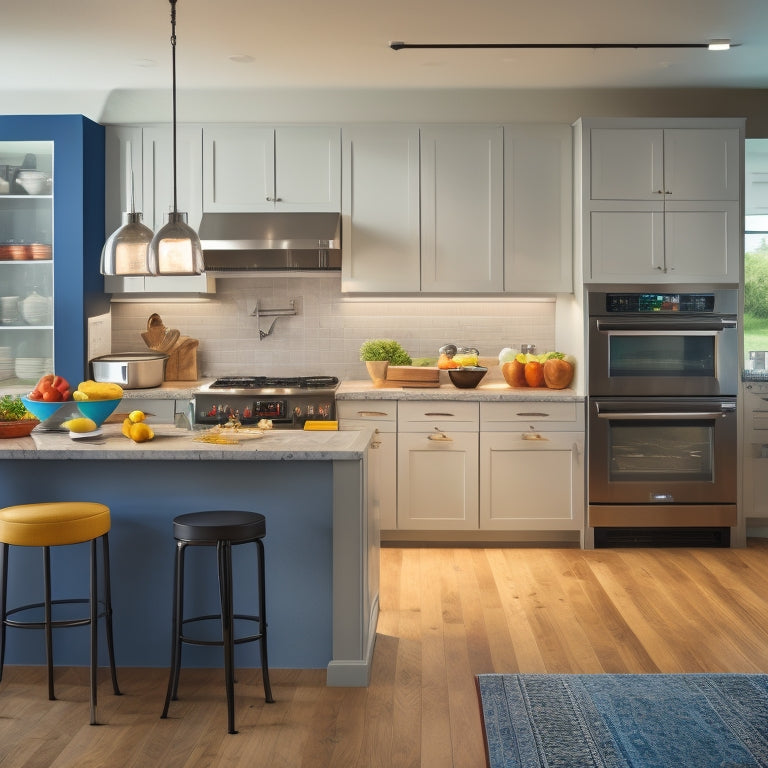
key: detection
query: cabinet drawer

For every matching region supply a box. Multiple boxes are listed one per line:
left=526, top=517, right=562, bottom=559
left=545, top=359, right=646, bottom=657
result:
left=480, top=401, right=583, bottom=431
left=398, top=401, right=479, bottom=432
left=337, top=400, right=397, bottom=422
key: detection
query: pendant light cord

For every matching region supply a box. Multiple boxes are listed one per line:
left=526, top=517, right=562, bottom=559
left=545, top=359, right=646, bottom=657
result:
left=169, top=0, right=178, bottom=215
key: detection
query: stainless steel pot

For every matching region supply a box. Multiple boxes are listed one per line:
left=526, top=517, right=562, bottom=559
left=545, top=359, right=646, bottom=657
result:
left=90, top=352, right=168, bottom=389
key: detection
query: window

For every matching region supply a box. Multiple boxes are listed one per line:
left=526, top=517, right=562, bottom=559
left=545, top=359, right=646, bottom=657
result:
left=745, top=140, right=768, bottom=368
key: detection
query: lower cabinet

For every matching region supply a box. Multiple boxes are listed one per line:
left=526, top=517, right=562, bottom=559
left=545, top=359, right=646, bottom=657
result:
left=480, top=402, right=585, bottom=535
left=396, top=401, right=479, bottom=530
left=337, top=401, right=397, bottom=530
left=339, top=397, right=585, bottom=539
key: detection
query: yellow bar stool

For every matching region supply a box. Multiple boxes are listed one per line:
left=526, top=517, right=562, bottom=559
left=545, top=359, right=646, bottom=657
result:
left=0, top=501, right=121, bottom=725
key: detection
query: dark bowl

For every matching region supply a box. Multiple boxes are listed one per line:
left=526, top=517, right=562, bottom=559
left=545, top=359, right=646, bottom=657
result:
left=448, top=366, right=488, bottom=389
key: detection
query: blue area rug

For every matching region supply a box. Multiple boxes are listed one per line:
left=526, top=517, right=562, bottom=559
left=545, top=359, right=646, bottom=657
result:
left=476, top=673, right=768, bottom=768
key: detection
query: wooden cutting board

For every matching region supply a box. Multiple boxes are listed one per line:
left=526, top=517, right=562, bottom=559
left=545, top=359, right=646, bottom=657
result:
left=386, top=366, right=440, bottom=383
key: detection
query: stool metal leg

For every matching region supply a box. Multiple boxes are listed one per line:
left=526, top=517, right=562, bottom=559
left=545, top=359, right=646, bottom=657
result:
left=217, top=539, right=237, bottom=734
left=100, top=533, right=121, bottom=696
left=0, top=543, right=7, bottom=684
left=162, top=540, right=186, bottom=718
left=89, top=538, right=98, bottom=725
left=43, top=546, right=55, bottom=701
left=255, top=538, right=274, bottom=704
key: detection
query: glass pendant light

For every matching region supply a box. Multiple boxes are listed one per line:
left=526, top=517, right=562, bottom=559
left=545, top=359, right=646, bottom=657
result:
left=147, top=0, right=204, bottom=276
left=101, top=170, right=155, bottom=276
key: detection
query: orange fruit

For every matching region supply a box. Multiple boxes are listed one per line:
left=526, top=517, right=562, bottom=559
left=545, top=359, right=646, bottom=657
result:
left=524, top=361, right=545, bottom=387
left=129, top=422, right=154, bottom=443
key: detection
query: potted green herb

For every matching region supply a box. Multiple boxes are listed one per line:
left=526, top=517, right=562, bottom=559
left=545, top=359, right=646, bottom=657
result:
left=359, top=339, right=412, bottom=386
left=0, top=394, right=39, bottom=438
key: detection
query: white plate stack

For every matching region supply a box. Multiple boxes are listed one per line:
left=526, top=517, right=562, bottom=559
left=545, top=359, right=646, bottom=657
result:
left=0, top=347, right=12, bottom=380
left=14, top=357, right=47, bottom=381
left=0, top=296, right=19, bottom=324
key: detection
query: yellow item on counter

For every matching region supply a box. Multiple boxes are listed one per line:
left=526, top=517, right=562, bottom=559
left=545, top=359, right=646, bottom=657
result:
left=303, top=420, right=338, bottom=431
left=76, top=380, right=124, bottom=401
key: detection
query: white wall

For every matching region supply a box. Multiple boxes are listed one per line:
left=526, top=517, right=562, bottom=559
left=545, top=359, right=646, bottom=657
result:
left=3, top=87, right=768, bottom=136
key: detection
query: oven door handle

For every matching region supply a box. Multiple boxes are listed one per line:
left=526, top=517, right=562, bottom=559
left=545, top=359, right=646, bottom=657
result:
left=595, top=409, right=731, bottom=420
left=595, top=318, right=736, bottom=332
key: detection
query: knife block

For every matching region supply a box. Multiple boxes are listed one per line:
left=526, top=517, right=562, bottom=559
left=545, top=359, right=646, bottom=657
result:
left=164, top=337, right=199, bottom=381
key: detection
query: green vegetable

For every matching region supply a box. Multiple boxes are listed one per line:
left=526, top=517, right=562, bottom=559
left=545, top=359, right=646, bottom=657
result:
left=359, top=339, right=412, bottom=365
left=0, top=395, right=36, bottom=422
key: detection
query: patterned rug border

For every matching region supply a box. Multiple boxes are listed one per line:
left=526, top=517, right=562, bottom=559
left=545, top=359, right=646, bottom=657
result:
left=476, top=673, right=768, bottom=768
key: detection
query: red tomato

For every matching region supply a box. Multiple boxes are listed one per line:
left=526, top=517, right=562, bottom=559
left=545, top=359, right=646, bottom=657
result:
left=42, top=388, right=62, bottom=402
left=52, top=375, right=70, bottom=394
left=36, top=374, right=54, bottom=393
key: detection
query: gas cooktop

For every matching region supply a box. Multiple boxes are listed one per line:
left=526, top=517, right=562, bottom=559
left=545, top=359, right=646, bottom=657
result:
left=201, top=375, right=339, bottom=395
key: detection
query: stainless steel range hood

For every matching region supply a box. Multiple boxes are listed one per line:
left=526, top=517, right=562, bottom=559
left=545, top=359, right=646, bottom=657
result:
left=198, top=212, right=341, bottom=275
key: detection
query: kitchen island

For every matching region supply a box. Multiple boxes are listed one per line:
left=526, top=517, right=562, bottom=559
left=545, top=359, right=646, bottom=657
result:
left=0, top=423, right=378, bottom=687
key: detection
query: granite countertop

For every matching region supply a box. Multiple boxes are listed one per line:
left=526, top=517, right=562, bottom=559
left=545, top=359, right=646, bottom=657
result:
left=336, top=380, right=583, bottom=402
left=0, top=422, right=371, bottom=461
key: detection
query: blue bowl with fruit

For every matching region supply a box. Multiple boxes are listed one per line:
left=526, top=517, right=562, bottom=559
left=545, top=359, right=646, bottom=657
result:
left=21, top=396, right=71, bottom=423
left=75, top=398, right=122, bottom=428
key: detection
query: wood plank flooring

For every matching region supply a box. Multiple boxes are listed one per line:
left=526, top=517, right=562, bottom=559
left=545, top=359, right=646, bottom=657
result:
left=2, top=540, right=768, bottom=767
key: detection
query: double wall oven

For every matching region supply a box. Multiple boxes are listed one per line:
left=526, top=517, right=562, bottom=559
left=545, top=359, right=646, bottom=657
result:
left=587, top=290, right=738, bottom=547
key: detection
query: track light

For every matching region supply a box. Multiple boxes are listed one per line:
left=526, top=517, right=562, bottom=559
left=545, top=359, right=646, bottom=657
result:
left=389, top=40, right=737, bottom=52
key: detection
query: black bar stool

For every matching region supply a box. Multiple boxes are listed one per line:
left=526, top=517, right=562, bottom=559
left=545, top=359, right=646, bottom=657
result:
left=161, top=510, right=274, bottom=734
left=0, top=501, right=121, bottom=725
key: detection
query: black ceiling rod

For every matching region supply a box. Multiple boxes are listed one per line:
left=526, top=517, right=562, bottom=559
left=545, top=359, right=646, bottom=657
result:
left=388, top=41, right=738, bottom=51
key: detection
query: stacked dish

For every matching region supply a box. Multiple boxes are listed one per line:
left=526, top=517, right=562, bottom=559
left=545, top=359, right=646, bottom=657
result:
left=0, top=243, right=52, bottom=261
left=0, top=296, right=18, bottom=324
left=14, top=357, right=47, bottom=381
left=0, top=347, right=12, bottom=380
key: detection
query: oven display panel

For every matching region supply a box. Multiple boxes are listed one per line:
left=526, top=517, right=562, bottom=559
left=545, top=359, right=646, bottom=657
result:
left=605, top=293, right=715, bottom=313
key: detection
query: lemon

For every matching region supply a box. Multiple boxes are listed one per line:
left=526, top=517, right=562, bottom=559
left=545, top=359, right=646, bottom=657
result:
left=121, top=417, right=133, bottom=438
left=63, top=417, right=98, bottom=433
left=72, top=391, right=89, bottom=401
left=129, top=422, right=154, bottom=443
left=128, top=410, right=146, bottom=423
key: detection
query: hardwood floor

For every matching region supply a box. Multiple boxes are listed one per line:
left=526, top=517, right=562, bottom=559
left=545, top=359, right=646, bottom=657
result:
left=2, top=540, right=768, bottom=767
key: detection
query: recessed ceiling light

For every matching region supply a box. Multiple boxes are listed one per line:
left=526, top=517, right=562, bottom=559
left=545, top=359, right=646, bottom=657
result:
left=229, top=54, right=254, bottom=64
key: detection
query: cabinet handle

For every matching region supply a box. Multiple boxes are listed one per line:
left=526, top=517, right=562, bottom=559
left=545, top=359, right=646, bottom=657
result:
left=428, top=426, right=453, bottom=442
left=515, top=412, right=549, bottom=418
left=424, top=412, right=455, bottom=417
left=357, top=411, right=388, bottom=417
left=265, top=196, right=283, bottom=202
left=665, top=190, right=672, bottom=195
left=521, top=433, right=549, bottom=441
left=656, top=189, right=664, bottom=195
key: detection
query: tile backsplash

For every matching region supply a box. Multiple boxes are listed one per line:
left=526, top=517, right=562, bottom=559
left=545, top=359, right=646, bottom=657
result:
left=109, top=276, right=556, bottom=381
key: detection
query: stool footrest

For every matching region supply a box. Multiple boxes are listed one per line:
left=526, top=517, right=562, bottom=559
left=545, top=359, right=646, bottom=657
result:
left=180, top=613, right=265, bottom=647
left=4, top=598, right=111, bottom=630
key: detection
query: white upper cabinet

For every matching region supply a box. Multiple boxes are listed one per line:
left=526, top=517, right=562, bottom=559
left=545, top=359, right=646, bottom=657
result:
left=504, top=124, right=572, bottom=293
left=144, top=124, right=204, bottom=232
left=578, top=118, right=744, bottom=284
left=341, top=125, right=421, bottom=293
left=203, top=125, right=341, bottom=212
left=420, top=125, right=504, bottom=293
left=590, top=127, right=740, bottom=201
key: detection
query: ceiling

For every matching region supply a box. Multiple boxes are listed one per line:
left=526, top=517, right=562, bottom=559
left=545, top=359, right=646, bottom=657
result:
left=4, top=0, right=768, bottom=94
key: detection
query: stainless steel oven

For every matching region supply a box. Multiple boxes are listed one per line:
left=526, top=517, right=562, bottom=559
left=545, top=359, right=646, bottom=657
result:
left=587, top=289, right=739, bottom=547
left=588, top=290, right=738, bottom=397
left=192, top=376, right=338, bottom=429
